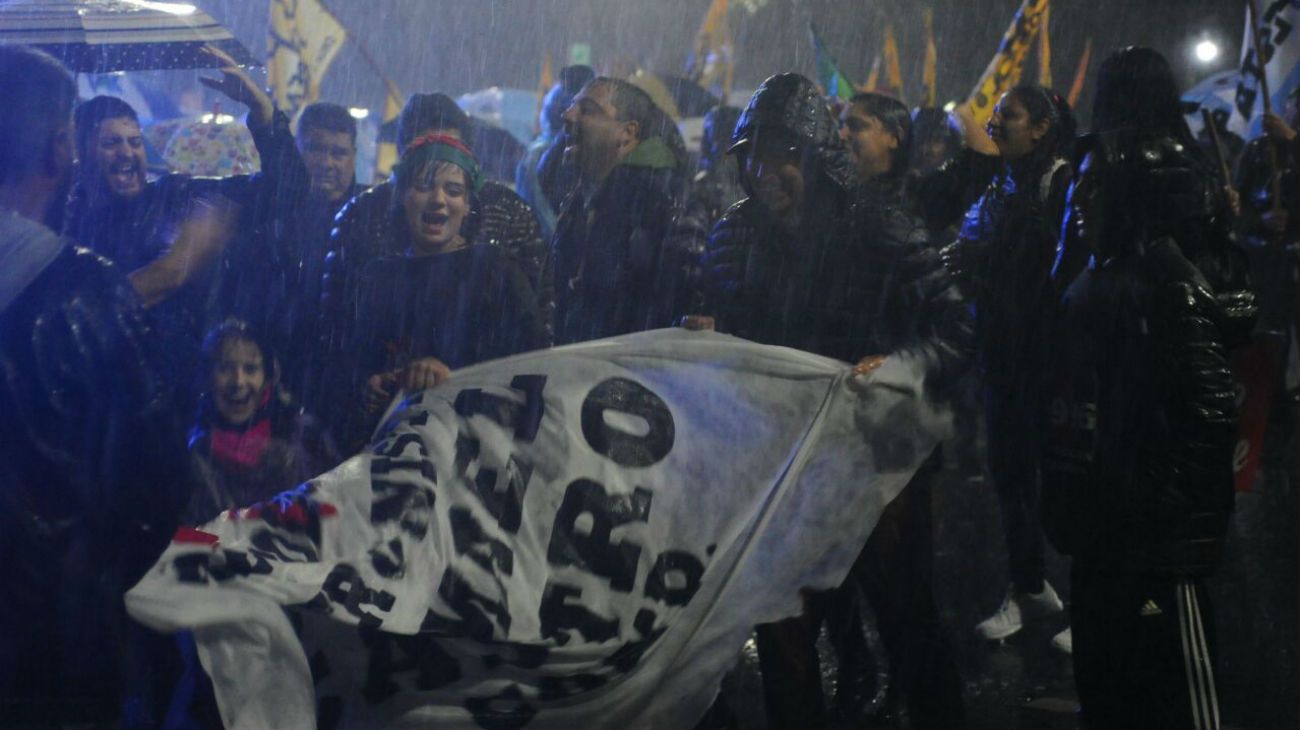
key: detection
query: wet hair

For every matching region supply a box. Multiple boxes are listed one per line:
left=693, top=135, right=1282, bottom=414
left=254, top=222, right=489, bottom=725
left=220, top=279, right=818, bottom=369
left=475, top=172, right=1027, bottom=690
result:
left=586, top=77, right=688, bottom=170
left=848, top=92, right=913, bottom=175
left=1004, top=84, right=1077, bottom=163
left=0, top=46, right=76, bottom=186
left=397, top=93, right=471, bottom=149
left=1091, top=46, right=1196, bottom=148
left=297, top=102, right=357, bottom=144
left=73, top=95, right=140, bottom=165
left=201, top=318, right=276, bottom=371
left=588, top=77, right=658, bottom=141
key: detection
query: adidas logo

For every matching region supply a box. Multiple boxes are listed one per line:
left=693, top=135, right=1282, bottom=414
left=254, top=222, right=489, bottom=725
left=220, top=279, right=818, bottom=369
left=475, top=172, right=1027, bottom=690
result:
left=1140, top=599, right=1163, bottom=617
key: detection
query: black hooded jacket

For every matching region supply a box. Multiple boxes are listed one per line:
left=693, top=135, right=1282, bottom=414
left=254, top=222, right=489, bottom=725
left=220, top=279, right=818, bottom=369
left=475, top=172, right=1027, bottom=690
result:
left=1041, top=133, right=1237, bottom=576
left=701, top=74, right=972, bottom=392
left=0, top=221, right=188, bottom=722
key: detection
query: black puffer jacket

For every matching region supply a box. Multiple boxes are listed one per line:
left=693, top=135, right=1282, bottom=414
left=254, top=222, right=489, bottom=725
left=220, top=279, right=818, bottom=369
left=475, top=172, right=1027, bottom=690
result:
left=0, top=230, right=187, bottom=723
left=941, top=155, right=1072, bottom=391
left=1041, top=237, right=1236, bottom=576
left=320, top=179, right=550, bottom=351
left=550, top=136, right=703, bottom=345
left=1057, top=133, right=1257, bottom=348
left=701, top=74, right=972, bottom=392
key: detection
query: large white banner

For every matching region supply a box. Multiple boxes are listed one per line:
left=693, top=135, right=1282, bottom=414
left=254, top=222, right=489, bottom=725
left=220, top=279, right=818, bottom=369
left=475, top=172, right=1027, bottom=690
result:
left=1233, top=0, right=1300, bottom=138
left=126, top=329, right=949, bottom=730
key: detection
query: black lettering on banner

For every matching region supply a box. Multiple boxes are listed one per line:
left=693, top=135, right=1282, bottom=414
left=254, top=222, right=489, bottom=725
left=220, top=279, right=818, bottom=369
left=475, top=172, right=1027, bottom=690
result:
left=322, top=564, right=397, bottom=629
left=604, top=609, right=668, bottom=674
left=644, top=550, right=706, bottom=606
left=454, top=374, right=548, bottom=442
left=450, top=507, right=515, bottom=576
left=369, top=457, right=436, bottom=538
left=455, top=434, right=531, bottom=535
left=546, top=479, right=651, bottom=593
left=464, top=684, right=537, bottom=730
left=173, top=549, right=273, bottom=584
left=538, top=581, right=619, bottom=645
left=368, top=538, right=405, bottom=579
left=248, top=529, right=320, bottom=564
left=580, top=377, right=675, bottom=467
left=369, top=457, right=437, bottom=482
left=372, top=432, right=428, bottom=459
left=438, top=569, right=511, bottom=640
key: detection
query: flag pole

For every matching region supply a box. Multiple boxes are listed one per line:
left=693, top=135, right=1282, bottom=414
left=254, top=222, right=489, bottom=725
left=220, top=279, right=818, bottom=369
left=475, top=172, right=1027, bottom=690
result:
left=1246, top=0, right=1284, bottom=220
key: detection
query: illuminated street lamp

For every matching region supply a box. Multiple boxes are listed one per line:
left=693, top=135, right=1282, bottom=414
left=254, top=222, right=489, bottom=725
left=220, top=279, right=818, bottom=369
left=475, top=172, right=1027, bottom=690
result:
left=1195, top=39, right=1221, bottom=64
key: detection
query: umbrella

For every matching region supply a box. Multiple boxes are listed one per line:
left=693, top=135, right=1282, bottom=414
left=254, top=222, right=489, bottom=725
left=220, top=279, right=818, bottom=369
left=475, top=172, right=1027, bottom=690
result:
left=159, top=114, right=260, bottom=177
left=0, top=0, right=258, bottom=73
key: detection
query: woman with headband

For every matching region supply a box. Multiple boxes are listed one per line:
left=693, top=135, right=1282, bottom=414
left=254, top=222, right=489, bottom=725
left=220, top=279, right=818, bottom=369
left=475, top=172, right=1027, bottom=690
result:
left=327, top=134, right=547, bottom=450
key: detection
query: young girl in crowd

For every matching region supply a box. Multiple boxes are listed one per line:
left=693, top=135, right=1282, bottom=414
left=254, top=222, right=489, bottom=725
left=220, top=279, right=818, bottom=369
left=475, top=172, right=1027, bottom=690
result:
left=186, top=319, right=338, bottom=523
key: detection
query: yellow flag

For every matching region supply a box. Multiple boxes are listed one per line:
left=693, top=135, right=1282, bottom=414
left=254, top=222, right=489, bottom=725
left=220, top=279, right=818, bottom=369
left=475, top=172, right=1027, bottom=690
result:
left=688, top=0, right=734, bottom=99
left=1038, top=1, right=1052, bottom=88
left=922, top=8, right=938, bottom=107
left=267, top=0, right=348, bottom=118
left=966, top=0, right=1050, bottom=126
left=883, top=23, right=904, bottom=102
left=374, top=78, right=402, bottom=180
left=1067, top=37, right=1092, bottom=108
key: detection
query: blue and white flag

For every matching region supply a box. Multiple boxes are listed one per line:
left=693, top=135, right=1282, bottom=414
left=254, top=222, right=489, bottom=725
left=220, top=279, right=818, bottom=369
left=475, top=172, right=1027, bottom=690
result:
left=127, top=329, right=948, bottom=730
left=1233, top=0, right=1300, bottom=138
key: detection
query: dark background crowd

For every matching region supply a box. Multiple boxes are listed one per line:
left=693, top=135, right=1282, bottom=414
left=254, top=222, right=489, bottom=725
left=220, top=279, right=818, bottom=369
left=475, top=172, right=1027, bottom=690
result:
left=0, top=4, right=1297, bottom=728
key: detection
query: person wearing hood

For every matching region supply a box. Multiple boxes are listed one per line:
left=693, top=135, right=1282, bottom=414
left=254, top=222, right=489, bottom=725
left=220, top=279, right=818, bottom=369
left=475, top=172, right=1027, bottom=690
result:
left=550, top=76, right=702, bottom=344
left=700, top=72, right=971, bottom=730
left=517, top=64, right=594, bottom=240
left=326, top=134, right=547, bottom=450
left=65, top=49, right=309, bottom=411
left=1042, top=130, right=1236, bottom=730
left=0, top=45, right=190, bottom=726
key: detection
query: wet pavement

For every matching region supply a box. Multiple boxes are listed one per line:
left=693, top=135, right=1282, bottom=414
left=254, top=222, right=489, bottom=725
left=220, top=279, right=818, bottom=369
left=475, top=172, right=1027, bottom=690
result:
left=716, top=401, right=1299, bottom=729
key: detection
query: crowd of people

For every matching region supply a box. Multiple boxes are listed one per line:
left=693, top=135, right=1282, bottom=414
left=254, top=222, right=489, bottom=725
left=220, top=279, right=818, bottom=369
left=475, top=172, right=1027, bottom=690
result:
left=0, top=35, right=1295, bottom=730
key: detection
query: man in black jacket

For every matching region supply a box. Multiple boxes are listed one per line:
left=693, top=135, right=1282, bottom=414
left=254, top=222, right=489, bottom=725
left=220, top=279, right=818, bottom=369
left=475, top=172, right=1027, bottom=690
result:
left=550, top=76, right=700, bottom=344
left=1043, top=131, right=1236, bottom=730
left=65, top=52, right=308, bottom=408
left=701, top=73, right=971, bottom=729
left=0, top=45, right=190, bottom=726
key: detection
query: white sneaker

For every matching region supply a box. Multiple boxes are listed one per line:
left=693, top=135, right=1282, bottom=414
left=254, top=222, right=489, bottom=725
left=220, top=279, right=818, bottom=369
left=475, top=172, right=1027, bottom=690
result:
left=975, top=583, right=1065, bottom=641
left=1051, top=627, right=1073, bottom=654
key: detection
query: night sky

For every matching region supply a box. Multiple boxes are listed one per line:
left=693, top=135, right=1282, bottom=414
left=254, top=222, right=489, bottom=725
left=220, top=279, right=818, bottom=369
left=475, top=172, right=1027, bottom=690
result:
left=200, top=0, right=1243, bottom=123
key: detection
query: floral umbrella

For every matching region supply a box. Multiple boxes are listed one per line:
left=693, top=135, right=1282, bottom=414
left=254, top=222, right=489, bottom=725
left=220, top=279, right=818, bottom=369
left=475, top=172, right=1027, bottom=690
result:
left=161, top=115, right=260, bottom=177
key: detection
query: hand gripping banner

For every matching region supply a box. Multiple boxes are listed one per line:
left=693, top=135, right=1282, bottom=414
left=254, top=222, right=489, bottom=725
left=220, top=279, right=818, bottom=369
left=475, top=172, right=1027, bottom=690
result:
left=127, top=329, right=949, bottom=730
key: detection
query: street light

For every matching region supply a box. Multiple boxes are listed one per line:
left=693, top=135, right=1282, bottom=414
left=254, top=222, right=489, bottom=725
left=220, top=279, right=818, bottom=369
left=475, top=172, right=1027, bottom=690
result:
left=1195, top=39, right=1220, bottom=64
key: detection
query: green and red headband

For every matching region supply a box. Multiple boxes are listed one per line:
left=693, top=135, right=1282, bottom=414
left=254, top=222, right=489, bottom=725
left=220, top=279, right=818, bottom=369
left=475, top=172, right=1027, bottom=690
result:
left=394, top=133, right=483, bottom=192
